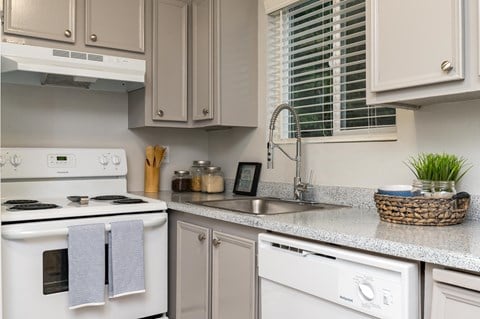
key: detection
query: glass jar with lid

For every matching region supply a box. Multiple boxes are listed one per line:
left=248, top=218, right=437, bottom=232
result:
left=190, top=160, right=211, bottom=192
left=171, top=170, right=192, bottom=192
left=201, top=166, right=225, bottom=193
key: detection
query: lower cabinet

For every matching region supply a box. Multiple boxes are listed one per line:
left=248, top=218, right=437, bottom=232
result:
left=425, top=264, right=480, bottom=319
left=169, top=211, right=260, bottom=319
left=431, top=268, right=480, bottom=318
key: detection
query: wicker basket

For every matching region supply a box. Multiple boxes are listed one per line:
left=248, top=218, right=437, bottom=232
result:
left=374, top=193, right=470, bottom=226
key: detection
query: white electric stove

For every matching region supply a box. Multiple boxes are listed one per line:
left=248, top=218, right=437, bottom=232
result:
left=1, top=147, right=167, bottom=222
left=1, top=148, right=168, bottom=319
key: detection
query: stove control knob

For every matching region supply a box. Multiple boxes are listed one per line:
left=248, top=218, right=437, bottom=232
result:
left=99, top=155, right=110, bottom=167
left=10, top=154, right=22, bottom=168
left=112, top=155, right=121, bottom=166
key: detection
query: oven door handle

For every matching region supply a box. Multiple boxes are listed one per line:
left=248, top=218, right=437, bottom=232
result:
left=1, top=215, right=167, bottom=240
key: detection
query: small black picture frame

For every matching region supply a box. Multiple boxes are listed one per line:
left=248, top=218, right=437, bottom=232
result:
left=233, top=162, right=262, bottom=196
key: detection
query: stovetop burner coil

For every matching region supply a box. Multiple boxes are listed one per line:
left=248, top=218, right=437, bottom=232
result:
left=3, top=200, right=40, bottom=205
left=91, top=195, right=129, bottom=201
left=10, top=203, right=60, bottom=210
left=113, top=198, right=147, bottom=204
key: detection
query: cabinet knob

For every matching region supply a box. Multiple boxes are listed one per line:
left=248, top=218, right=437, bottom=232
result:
left=441, top=60, right=453, bottom=72
left=157, top=109, right=164, bottom=117
left=212, top=238, right=221, bottom=247
left=202, top=108, right=209, bottom=116
left=90, top=34, right=98, bottom=42
left=64, top=29, right=72, bottom=38
left=198, top=233, right=206, bottom=242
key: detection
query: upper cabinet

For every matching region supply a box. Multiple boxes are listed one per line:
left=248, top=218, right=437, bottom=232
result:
left=4, top=0, right=76, bottom=43
left=370, top=0, right=463, bottom=92
left=85, top=0, right=145, bottom=52
left=367, top=0, right=480, bottom=107
left=192, top=0, right=258, bottom=127
left=192, top=0, right=214, bottom=121
left=152, top=0, right=188, bottom=122
left=128, top=0, right=189, bottom=127
left=2, top=0, right=145, bottom=57
left=129, top=0, right=258, bottom=128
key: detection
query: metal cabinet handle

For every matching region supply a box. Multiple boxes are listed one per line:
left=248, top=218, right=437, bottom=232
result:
left=202, top=108, right=209, bottom=116
left=64, top=29, right=72, bottom=38
left=157, top=109, right=164, bottom=117
left=212, top=238, right=221, bottom=247
left=90, top=34, right=98, bottom=42
left=441, top=60, right=453, bottom=72
left=198, top=233, right=206, bottom=242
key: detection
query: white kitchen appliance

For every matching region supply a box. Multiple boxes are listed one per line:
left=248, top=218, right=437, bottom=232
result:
left=1, top=43, right=145, bottom=92
left=259, top=233, right=420, bottom=319
left=1, top=148, right=168, bottom=319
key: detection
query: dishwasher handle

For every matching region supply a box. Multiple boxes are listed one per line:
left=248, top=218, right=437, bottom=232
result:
left=2, top=215, right=167, bottom=240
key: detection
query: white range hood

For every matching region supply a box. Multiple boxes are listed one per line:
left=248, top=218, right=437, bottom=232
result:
left=1, top=43, right=146, bottom=92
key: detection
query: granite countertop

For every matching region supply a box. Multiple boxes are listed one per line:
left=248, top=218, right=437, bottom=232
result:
left=134, top=191, right=480, bottom=273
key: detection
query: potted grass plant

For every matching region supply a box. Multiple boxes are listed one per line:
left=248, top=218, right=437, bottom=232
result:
left=405, top=153, right=472, bottom=197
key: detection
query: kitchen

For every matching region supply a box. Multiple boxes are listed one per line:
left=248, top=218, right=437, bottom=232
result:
left=2, top=0, right=480, bottom=318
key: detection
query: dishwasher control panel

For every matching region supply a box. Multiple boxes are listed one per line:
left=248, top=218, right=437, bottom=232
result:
left=338, top=261, right=404, bottom=317
left=259, top=233, right=420, bottom=319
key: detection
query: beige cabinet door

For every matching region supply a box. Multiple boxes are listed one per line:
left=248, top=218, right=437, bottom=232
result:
left=85, top=0, right=145, bottom=52
left=4, top=0, right=76, bottom=43
left=431, top=268, right=480, bottom=319
left=192, top=0, right=214, bottom=121
left=152, top=0, right=188, bottom=122
left=211, top=231, right=256, bottom=319
left=369, top=0, right=464, bottom=92
left=176, top=221, right=210, bottom=319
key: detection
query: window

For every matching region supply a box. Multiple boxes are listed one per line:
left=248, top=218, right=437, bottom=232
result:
left=268, top=0, right=396, bottom=142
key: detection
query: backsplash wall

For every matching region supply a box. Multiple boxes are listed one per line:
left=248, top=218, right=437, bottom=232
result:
left=1, top=83, right=209, bottom=191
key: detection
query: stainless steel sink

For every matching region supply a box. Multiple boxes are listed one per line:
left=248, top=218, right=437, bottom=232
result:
left=192, top=197, right=347, bottom=215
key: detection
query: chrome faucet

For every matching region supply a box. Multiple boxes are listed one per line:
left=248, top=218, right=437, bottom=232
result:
left=267, top=103, right=309, bottom=201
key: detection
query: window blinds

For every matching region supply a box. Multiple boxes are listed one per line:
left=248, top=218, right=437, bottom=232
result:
left=268, top=0, right=396, bottom=141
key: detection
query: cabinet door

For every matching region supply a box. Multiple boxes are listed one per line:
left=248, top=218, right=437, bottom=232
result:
left=212, top=231, right=256, bottom=319
left=4, top=0, right=76, bottom=43
left=152, top=0, right=188, bottom=122
left=431, top=268, right=480, bottom=319
left=431, top=282, right=480, bottom=318
left=192, top=0, right=214, bottom=121
left=176, top=221, right=210, bottom=319
left=85, top=0, right=145, bottom=52
left=369, top=0, right=464, bottom=92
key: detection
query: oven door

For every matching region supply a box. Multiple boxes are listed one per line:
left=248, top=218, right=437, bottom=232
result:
left=1, top=212, right=168, bottom=319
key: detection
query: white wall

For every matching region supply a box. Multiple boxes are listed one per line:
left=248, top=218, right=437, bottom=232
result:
left=1, top=83, right=209, bottom=191
left=207, top=1, right=480, bottom=195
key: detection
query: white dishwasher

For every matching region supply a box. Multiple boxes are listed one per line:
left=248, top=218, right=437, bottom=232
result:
left=258, top=234, right=420, bottom=319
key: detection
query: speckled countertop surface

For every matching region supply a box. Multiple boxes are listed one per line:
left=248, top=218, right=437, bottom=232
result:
left=134, top=191, right=480, bottom=273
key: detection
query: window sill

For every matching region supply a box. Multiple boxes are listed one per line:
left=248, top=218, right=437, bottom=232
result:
left=274, top=132, right=398, bottom=145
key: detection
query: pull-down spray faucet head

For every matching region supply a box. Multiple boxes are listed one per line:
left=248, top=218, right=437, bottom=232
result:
left=267, top=104, right=308, bottom=200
